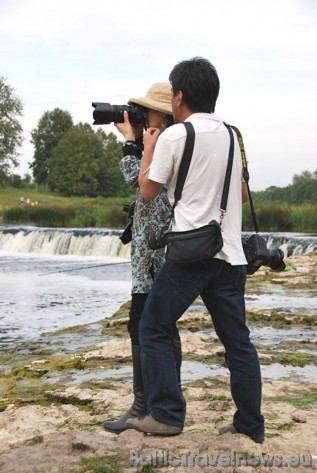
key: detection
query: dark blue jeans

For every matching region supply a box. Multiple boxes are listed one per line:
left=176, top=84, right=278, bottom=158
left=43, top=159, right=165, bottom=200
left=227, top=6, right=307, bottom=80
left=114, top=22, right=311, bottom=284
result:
left=139, top=258, right=264, bottom=440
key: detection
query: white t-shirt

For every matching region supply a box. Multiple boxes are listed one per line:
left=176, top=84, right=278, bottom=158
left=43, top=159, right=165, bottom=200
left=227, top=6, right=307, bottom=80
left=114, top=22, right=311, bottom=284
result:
left=148, top=113, right=247, bottom=265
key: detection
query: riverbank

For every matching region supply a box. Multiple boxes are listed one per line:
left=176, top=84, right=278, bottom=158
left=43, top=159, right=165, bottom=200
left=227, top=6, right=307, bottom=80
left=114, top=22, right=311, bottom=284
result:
left=0, top=187, right=133, bottom=228
left=0, top=254, right=316, bottom=472
left=1, top=186, right=316, bottom=232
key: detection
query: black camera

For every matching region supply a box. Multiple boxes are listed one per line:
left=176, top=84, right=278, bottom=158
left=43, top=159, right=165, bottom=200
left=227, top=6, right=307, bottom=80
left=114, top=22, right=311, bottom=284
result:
left=120, top=201, right=135, bottom=245
left=242, top=234, right=286, bottom=275
left=92, top=102, right=147, bottom=126
left=123, top=201, right=135, bottom=220
left=146, top=227, right=168, bottom=250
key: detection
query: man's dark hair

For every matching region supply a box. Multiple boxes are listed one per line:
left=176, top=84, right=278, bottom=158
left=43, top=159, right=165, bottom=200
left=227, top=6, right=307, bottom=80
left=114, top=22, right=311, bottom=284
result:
left=169, top=56, right=220, bottom=113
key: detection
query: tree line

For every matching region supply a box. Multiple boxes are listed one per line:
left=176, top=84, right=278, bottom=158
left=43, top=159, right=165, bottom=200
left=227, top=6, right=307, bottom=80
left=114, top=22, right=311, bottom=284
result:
left=251, top=170, right=316, bottom=206
left=0, top=76, right=129, bottom=197
left=0, top=76, right=316, bottom=204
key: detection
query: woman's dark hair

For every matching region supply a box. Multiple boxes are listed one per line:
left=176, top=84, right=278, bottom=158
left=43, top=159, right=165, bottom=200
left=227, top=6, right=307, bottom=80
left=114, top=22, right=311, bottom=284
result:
left=166, top=114, right=174, bottom=128
left=169, top=56, right=220, bottom=113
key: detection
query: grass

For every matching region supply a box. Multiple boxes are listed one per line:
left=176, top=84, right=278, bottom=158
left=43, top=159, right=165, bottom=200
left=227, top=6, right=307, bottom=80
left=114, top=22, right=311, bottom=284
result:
left=242, top=200, right=317, bottom=232
left=0, top=186, right=132, bottom=210
left=264, top=390, right=317, bottom=409
left=1, top=186, right=317, bottom=231
left=0, top=186, right=135, bottom=228
left=275, top=351, right=317, bottom=367
left=65, top=456, right=119, bottom=473
left=0, top=186, right=91, bottom=210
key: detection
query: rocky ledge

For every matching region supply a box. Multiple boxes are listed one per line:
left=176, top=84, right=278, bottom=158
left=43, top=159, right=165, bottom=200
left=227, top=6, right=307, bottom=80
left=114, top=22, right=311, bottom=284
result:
left=0, top=254, right=316, bottom=473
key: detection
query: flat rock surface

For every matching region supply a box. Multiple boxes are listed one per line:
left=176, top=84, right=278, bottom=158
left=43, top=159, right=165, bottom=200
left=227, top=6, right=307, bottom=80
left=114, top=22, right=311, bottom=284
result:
left=0, top=254, right=316, bottom=472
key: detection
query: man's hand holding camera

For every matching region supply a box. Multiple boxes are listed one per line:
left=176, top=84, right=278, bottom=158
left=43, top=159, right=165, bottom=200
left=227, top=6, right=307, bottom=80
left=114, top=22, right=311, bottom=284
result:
left=143, top=126, right=161, bottom=154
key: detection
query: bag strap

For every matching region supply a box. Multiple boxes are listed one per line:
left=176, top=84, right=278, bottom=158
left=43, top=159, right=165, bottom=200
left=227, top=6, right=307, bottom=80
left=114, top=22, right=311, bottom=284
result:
left=173, top=121, right=234, bottom=225
left=230, top=125, right=259, bottom=233
left=221, top=123, right=234, bottom=219
left=172, top=122, right=195, bottom=211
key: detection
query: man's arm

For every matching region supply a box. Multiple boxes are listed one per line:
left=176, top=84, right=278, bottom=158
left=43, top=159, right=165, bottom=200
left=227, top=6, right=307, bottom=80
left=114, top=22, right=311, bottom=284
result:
left=242, top=182, right=249, bottom=203
left=138, top=127, right=163, bottom=201
left=139, top=173, right=163, bottom=201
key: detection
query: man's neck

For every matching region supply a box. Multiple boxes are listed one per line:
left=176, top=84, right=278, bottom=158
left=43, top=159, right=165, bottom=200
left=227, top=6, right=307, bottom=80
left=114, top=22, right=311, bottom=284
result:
left=175, top=107, right=193, bottom=124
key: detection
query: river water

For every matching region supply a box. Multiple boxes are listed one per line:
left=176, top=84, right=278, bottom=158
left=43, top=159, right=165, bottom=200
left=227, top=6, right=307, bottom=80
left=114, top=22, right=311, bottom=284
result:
left=0, top=226, right=316, bottom=382
left=0, top=254, right=132, bottom=348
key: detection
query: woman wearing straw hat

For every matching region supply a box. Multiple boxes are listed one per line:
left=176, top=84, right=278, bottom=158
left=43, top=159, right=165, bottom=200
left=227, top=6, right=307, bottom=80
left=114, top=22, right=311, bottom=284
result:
left=102, top=83, right=182, bottom=433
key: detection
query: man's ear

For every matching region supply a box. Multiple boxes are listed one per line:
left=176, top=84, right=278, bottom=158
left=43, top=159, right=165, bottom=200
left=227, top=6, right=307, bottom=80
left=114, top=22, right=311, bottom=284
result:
left=175, top=90, right=184, bottom=107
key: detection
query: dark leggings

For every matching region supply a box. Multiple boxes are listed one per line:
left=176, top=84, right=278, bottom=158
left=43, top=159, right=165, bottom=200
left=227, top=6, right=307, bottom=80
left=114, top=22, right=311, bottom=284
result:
left=128, top=292, right=182, bottom=384
left=127, top=293, right=148, bottom=345
left=128, top=293, right=180, bottom=345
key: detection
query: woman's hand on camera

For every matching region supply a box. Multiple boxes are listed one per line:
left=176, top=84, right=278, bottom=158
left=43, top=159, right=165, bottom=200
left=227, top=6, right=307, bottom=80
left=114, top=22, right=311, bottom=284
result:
left=115, top=111, right=143, bottom=140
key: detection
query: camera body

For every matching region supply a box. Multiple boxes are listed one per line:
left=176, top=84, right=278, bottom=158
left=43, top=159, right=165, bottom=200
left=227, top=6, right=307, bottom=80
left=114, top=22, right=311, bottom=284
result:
left=92, top=102, right=147, bottom=126
left=242, top=233, right=286, bottom=275
left=146, top=226, right=168, bottom=250
left=123, top=201, right=135, bottom=220
left=120, top=201, right=135, bottom=245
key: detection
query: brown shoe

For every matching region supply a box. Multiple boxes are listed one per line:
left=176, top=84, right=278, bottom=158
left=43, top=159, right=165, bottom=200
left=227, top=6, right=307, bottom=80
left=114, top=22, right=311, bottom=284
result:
left=126, top=414, right=183, bottom=436
left=219, top=423, right=264, bottom=444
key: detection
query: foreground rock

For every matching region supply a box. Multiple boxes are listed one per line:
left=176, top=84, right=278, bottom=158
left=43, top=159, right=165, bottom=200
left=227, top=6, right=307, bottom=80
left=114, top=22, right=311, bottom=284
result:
left=0, top=376, right=316, bottom=473
left=0, top=254, right=316, bottom=472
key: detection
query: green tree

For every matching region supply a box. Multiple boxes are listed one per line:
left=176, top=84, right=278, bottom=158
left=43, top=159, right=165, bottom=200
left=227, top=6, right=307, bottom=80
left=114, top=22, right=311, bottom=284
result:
left=0, top=77, right=23, bottom=181
left=95, top=129, right=128, bottom=197
left=252, top=169, right=317, bottom=205
left=29, top=108, right=73, bottom=185
left=48, top=124, right=129, bottom=197
left=47, top=123, right=103, bottom=196
left=290, top=170, right=317, bottom=204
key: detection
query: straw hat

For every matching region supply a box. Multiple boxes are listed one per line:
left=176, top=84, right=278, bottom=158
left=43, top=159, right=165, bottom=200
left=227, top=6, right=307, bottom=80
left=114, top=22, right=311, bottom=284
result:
left=129, top=82, right=172, bottom=115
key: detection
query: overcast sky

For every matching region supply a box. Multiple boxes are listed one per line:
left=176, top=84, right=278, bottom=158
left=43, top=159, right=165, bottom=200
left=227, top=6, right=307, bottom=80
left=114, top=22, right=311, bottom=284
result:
left=1, top=0, right=316, bottom=191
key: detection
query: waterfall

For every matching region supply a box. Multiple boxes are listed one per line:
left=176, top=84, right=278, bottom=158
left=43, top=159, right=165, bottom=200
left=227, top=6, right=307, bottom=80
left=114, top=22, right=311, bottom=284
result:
left=0, top=226, right=316, bottom=258
left=250, top=232, right=317, bottom=257
left=0, top=226, right=130, bottom=258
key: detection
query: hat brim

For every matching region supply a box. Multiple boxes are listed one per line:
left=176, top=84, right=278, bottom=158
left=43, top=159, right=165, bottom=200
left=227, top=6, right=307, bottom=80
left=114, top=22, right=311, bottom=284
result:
left=128, top=97, right=172, bottom=115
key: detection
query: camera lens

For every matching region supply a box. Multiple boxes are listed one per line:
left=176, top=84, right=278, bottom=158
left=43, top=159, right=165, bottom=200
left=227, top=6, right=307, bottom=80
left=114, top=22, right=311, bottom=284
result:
left=92, top=102, right=146, bottom=126
left=146, top=228, right=167, bottom=250
left=267, top=249, right=286, bottom=271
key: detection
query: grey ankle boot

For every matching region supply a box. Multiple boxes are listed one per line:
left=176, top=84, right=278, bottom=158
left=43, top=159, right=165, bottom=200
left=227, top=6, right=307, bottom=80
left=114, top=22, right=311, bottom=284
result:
left=102, top=344, right=146, bottom=433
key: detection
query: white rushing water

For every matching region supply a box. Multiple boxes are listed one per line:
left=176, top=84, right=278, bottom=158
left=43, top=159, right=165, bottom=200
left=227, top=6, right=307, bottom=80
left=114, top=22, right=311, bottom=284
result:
left=0, top=226, right=130, bottom=258
left=0, top=226, right=316, bottom=257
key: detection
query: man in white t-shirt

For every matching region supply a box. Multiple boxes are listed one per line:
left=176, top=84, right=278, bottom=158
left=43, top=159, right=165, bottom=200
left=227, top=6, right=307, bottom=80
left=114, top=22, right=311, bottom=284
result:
left=127, top=57, right=265, bottom=443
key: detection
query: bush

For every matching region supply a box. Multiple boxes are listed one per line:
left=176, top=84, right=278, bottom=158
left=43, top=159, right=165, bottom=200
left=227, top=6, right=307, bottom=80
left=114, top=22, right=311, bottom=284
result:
left=2, top=207, right=29, bottom=223
left=243, top=203, right=292, bottom=232
left=257, top=205, right=292, bottom=232
left=3, top=206, right=76, bottom=227
left=70, top=205, right=128, bottom=228
left=2, top=201, right=130, bottom=229
left=290, top=204, right=317, bottom=232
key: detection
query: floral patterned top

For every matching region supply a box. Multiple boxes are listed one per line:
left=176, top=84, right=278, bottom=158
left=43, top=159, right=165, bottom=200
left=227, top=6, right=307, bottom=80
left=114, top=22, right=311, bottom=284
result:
left=120, top=154, right=172, bottom=294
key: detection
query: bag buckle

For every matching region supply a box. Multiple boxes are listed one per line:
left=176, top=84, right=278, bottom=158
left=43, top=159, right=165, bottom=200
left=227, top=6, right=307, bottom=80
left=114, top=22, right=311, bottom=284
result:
left=219, top=209, right=226, bottom=227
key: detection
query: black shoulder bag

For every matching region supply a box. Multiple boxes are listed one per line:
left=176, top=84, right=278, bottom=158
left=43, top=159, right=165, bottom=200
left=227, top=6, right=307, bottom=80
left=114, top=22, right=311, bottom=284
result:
left=164, top=121, right=234, bottom=264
